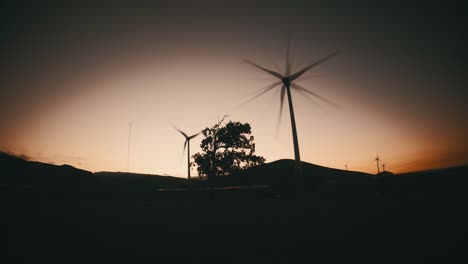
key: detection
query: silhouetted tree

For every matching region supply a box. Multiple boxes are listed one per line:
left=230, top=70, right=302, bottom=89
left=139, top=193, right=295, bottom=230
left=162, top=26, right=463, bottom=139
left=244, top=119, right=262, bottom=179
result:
left=192, top=117, right=265, bottom=192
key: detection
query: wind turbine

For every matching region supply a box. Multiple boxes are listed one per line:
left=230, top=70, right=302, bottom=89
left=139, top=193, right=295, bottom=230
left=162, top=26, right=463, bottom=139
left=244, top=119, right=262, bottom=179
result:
left=382, top=163, right=386, bottom=172
left=375, top=155, right=381, bottom=174
left=173, top=126, right=200, bottom=180
left=244, top=40, right=338, bottom=192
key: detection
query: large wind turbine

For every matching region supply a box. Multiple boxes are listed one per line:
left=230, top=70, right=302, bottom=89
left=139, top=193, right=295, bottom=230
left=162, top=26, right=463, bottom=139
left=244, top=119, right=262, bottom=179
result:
left=173, top=126, right=200, bottom=180
left=244, top=40, right=338, bottom=192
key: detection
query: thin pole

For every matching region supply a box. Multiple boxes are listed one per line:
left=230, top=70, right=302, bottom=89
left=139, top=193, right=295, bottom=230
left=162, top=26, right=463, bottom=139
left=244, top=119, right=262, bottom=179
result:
left=127, top=122, right=132, bottom=174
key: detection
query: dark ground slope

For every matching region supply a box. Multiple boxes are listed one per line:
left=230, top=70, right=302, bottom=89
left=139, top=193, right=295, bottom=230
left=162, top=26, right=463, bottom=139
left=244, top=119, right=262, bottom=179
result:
left=93, top=171, right=193, bottom=196
left=1, top=152, right=94, bottom=191
left=1, top=152, right=192, bottom=194
left=222, top=159, right=374, bottom=196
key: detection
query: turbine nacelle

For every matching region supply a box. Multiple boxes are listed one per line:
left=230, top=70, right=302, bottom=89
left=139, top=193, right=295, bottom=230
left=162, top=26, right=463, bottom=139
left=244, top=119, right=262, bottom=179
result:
left=281, top=77, right=291, bottom=88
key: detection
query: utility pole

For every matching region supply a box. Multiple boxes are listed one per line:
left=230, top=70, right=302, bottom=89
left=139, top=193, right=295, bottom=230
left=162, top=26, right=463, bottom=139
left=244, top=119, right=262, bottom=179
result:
left=127, top=122, right=132, bottom=175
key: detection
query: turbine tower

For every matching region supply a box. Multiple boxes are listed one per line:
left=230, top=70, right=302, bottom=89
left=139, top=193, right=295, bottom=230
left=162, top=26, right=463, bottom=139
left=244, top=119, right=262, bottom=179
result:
left=173, top=126, right=200, bottom=180
left=244, top=39, right=338, bottom=193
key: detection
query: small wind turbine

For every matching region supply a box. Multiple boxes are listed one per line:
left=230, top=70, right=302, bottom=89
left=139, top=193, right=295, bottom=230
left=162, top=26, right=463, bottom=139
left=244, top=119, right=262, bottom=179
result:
left=244, top=39, right=338, bottom=192
left=344, top=164, right=348, bottom=171
left=173, top=126, right=200, bottom=180
left=382, top=163, right=386, bottom=172
left=375, top=155, right=381, bottom=174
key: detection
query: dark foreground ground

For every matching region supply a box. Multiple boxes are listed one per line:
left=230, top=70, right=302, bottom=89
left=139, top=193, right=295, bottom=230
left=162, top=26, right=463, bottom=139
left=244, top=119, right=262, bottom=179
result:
left=4, top=153, right=467, bottom=263
left=6, top=185, right=467, bottom=264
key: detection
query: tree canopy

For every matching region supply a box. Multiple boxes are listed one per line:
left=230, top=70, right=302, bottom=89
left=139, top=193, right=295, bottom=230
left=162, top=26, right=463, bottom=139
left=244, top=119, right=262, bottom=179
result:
left=192, top=118, right=265, bottom=179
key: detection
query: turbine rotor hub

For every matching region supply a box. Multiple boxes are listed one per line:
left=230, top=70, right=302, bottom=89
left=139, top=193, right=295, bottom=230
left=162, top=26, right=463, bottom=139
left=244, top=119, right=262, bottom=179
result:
left=281, top=77, right=291, bottom=87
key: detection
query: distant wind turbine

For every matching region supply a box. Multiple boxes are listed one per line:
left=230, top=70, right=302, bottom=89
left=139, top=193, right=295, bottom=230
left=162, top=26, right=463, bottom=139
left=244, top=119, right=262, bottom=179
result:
left=173, top=126, right=200, bottom=180
left=375, top=155, right=381, bottom=174
left=244, top=39, right=338, bottom=192
left=345, top=164, right=348, bottom=171
left=382, top=163, right=386, bottom=172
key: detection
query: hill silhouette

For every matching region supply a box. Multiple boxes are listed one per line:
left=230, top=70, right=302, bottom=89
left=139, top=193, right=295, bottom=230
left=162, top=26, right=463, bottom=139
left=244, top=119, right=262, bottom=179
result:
left=1, top=151, right=94, bottom=191
left=218, top=159, right=374, bottom=195
left=94, top=171, right=192, bottom=192
left=1, top=152, right=193, bottom=194
left=3, top=151, right=467, bottom=198
left=245, top=158, right=372, bottom=183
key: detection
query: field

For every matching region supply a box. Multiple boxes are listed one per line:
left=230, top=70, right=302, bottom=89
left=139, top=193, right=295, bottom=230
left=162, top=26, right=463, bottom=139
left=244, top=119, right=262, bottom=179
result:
left=8, top=185, right=467, bottom=263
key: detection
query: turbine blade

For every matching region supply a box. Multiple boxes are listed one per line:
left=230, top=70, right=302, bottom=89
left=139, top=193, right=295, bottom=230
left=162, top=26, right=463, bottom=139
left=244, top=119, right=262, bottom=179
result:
left=289, top=51, right=338, bottom=81
left=294, top=89, right=323, bottom=109
left=265, top=54, right=282, bottom=73
left=244, top=59, right=284, bottom=79
left=295, top=73, right=333, bottom=82
left=291, top=82, right=339, bottom=108
left=188, top=132, right=201, bottom=140
left=290, top=38, right=296, bottom=72
left=170, top=123, right=189, bottom=138
left=183, top=140, right=188, bottom=155
left=239, top=81, right=282, bottom=105
left=276, top=85, right=286, bottom=136
left=180, top=140, right=187, bottom=162
left=285, top=36, right=297, bottom=76
left=285, top=39, right=291, bottom=76
left=279, top=85, right=286, bottom=117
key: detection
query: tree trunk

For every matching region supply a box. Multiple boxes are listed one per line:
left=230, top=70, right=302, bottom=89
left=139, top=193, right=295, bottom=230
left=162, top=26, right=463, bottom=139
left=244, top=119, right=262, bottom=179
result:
left=208, top=153, right=215, bottom=200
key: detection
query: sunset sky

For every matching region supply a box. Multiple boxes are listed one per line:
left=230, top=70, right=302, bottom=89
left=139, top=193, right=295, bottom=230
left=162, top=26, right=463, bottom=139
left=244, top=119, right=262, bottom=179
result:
left=1, top=2, right=467, bottom=177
